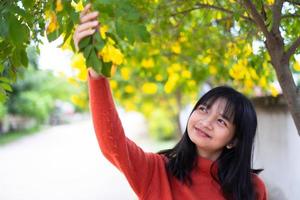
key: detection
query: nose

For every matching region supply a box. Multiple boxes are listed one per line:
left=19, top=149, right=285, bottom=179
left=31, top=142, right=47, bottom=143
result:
left=201, top=115, right=213, bottom=130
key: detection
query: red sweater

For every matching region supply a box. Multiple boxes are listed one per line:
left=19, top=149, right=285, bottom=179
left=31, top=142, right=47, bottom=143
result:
left=88, top=75, right=267, bottom=200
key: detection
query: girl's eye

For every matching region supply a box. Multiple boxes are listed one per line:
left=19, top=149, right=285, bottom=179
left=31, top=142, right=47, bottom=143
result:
left=218, top=118, right=227, bottom=127
left=198, top=106, right=207, bottom=112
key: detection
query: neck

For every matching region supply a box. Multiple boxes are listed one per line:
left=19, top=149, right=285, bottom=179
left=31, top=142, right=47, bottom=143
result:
left=197, top=148, right=222, bottom=161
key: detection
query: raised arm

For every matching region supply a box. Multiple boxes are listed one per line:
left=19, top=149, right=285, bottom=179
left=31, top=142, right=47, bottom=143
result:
left=73, top=4, right=162, bottom=197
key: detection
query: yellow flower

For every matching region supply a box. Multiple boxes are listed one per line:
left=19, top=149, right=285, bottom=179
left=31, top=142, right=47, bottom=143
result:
left=141, top=58, right=154, bottom=68
left=142, top=83, right=158, bottom=94
left=204, top=0, right=214, bottom=5
left=229, top=62, right=246, bottom=80
left=71, top=53, right=86, bottom=70
left=71, top=0, right=84, bottom=12
left=244, top=43, right=252, bottom=56
left=266, top=0, right=274, bottom=5
left=293, top=61, right=300, bottom=71
left=187, top=80, right=196, bottom=88
left=124, top=101, right=136, bottom=111
left=179, top=32, right=187, bottom=43
left=71, top=95, right=85, bottom=108
left=155, top=74, right=163, bottom=81
left=77, top=68, right=88, bottom=81
left=67, top=77, right=80, bottom=87
left=111, top=64, right=117, bottom=76
left=209, top=65, right=217, bottom=75
left=56, top=0, right=63, bottom=12
left=202, top=56, right=211, bottom=64
left=249, top=68, right=259, bottom=80
left=46, top=11, right=58, bottom=34
left=61, top=35, right=72, bottom=50
left=244, top=78, right=254, bottom=89
left=182, top=70, right=191, bottom=79
left=125, top=85, right=135, bottom=93
left=120, top=67, right=130, bottom=80
left=99, top=25, right=108, bottom=39
left=164, top=74, right=179, bottom=93
left=168, top=63, right=181, bottom=74
left=259, top=76, right=267, bottom=88
left=98, top=43, right=124, bottom=65
left=109, top=80, right=117, bottom=90
left=215, top=12, right=222, bottom=20
left=171, top=42, right=181, bottom=54
left=270, top=85, right=279, bottom=97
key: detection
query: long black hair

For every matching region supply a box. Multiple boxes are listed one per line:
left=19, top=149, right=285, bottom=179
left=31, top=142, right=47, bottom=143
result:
left=159, top=86, right=261, bottom=200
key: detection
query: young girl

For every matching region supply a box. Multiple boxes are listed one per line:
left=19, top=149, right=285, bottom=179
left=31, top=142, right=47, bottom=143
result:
left=73, top=4, right=267, bottom=200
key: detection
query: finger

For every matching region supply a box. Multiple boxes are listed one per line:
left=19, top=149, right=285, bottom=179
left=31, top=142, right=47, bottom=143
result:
left=77, top=29, right=96, bottom=43
left=80, top=3, right=92, bottom=18
left=76, top=20, right=99, bottom=33
left=80, top=11, right=99, bottom=23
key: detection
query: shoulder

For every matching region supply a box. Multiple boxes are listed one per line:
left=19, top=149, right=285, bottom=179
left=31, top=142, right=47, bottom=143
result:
left=252, top=173, right=268, bottom=200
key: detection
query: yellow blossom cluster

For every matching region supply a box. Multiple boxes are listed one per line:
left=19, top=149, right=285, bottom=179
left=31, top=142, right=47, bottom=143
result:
left=142, top=82, right=158, bottom=94
left=71, top=92, right=87, bottom=109
left=71, top=0, right=84, bottom=12
left=98, top=37, right=124, bottom=65
left=164, top=63, right=195, bottom=94
left=46, top=11, right=58, bottom=34
left=141, top=58, right=154, bottom=68
left=56, top=0, right=63, bottom=12
left=71, top=53, right=87, bottom=81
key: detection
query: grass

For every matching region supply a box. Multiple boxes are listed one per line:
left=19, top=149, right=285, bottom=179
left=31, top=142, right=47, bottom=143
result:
left=0, top=126, right=41, bottom=146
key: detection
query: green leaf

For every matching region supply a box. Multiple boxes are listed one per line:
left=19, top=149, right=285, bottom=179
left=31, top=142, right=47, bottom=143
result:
left=0, top=83, right=12, bottom=92
left=79, top=36, right=91, bottom=50
left=136, top=24, right=150, bottom=42
left=0, top=63, right=4, bottom=74
left=8, top=14, right=30, bottom=47
left=95, top=0, right=116, bottom=5
left=22, top=0, right=35, bottom=9
left=47, top=29, right=61, bottom=42
left=0, top=90, right=6, bottom=102
left=0, top=77, right=10, bottom=83
left=12, top=49, right=22, bottom=67
left=94, top=32, right=102, bottom=43
left=83, top=45, right=93, bottom=58
left=0, top=17, right=9, bottom=38
left=87, top=49, right=102, bottom=74
left=20, top=48, right=28, bottom=67
left=101, top=61, right=112, bottom=77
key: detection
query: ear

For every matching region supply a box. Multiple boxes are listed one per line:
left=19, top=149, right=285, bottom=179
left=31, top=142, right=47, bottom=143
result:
left=226, top=138, right=238, bottom=149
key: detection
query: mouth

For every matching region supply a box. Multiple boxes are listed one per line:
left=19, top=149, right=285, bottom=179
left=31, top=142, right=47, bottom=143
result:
left=194, top=126, right=212, bottom=139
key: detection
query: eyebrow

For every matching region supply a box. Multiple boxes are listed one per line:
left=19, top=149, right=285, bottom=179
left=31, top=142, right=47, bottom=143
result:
left=220, top=114, right=230, bottom=121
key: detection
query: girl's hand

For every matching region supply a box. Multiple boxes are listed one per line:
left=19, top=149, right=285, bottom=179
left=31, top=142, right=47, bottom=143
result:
left=73, top=3, right=99, bottom=51
left=73, top=3, right=102, bottom=79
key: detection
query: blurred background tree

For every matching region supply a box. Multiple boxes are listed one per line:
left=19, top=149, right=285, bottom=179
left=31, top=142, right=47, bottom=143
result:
left=0, top=0, right=300, bottom=138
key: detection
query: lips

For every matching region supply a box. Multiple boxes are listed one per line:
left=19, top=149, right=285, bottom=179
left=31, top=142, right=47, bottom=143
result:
left=194, top=126, right=212, bottom=139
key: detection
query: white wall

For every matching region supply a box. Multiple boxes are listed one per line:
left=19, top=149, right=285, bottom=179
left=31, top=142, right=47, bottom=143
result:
left=254, top=105, right=300, bottom=200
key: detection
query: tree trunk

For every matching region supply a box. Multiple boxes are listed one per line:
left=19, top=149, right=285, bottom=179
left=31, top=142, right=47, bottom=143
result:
left=272, top=59, right=300, bottom=136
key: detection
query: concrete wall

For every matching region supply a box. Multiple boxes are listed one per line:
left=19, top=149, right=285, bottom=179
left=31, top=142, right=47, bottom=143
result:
left=253, top=101, right=300, bottom=200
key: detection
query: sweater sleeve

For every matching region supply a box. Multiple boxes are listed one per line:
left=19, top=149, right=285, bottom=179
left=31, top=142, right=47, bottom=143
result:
left=88, top=73, right=159, bottom=198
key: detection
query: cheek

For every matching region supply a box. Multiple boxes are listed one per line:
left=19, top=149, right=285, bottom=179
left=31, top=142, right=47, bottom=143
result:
left=217, top=128, right=235, bottom=143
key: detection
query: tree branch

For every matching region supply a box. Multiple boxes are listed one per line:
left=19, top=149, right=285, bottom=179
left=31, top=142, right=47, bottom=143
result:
left=171, top=3, right=254, bottom=23
left=285, top=36, right=300, bottom=60
left=242, top=0, right=272, bottom=39
left=271, top=0, right=283, bottom=35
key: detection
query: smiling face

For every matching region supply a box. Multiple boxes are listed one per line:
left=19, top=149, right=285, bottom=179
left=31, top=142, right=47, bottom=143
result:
left=187, top=98, right=236, bottom=161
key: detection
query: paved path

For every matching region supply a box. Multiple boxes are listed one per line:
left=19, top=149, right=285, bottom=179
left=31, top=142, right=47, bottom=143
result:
left=0, top=112, right=153, bottom=200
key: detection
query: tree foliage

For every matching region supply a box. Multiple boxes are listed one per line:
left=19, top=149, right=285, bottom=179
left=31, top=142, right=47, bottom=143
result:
left=1, top=0, right=300, bottom=135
